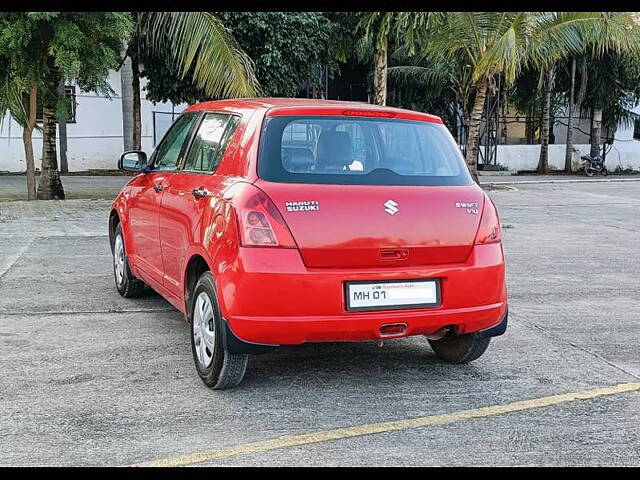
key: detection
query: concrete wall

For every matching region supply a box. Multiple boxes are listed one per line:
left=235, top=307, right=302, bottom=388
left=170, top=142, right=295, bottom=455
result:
left=487, top=142, right=640, bottom=172
left=486, top=104, right=640, bottom=171
left=0, top=70, right=185, bottom=173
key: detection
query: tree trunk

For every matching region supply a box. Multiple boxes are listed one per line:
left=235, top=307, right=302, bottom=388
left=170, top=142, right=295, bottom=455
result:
left=131, top=55, right=142, bottom=150
left=120, top=55, right=134, bottom=151
left=537, top=65, right=555, bottom=174
left=461, top=109, right=469, bottom=154
left=591, top=108, right=602, bottom=157
left=37, top=103, right=65, bottom=199
left=465, top=79, right=489, bottom=184
left=575, top=56, right=588, bottom=115
left=453, top=107, right=470, bottom=156
left=564, top=57, right=576, bottom=173
left=57, top=79, right=68, bottom=173
left=22, top=81, right=38, bottom=201
left=372, top=35, right=388, bottom=106
left=37, top=64, right=65, bottom=200
left=500, top=83, right=508, bottom=144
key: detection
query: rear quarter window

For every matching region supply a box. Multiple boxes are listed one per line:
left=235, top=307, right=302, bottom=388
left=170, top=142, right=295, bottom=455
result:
left=258, top=116, right=472, bottom=186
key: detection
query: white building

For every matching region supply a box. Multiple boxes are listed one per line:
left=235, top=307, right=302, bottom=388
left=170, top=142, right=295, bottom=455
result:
left=1, top=68, right=639, bottom=173
left=0, top=69, right=186, bottom=173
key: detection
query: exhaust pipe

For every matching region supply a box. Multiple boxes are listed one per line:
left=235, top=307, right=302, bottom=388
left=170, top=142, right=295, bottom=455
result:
left=379, top=323, right=408, bottom=337
left=425, top=326, right=454, bottom=341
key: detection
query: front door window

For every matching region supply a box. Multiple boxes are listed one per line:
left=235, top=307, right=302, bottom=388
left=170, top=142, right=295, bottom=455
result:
left=153, top=113, right=199, bottom=171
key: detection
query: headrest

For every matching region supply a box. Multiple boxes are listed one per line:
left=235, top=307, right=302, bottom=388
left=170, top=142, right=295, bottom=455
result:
left=283, top=148, right=315, bottom=172
left=317, top=131, right=353, bottom=169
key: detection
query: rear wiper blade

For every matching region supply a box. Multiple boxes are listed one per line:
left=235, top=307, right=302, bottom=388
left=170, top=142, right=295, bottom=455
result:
left=364, top=167, right=402, bottom=176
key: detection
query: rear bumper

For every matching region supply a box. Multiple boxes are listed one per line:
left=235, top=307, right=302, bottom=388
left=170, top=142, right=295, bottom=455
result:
left=217, top=243, right=507, bottom=346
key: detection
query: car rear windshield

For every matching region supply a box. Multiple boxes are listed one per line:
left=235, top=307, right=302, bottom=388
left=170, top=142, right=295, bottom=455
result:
left=257, top=115, right=473, bottom=186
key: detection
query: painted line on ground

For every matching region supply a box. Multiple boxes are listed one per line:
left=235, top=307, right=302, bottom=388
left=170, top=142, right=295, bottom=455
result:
left=139, top=382, right=640, bottom=467
left=0, top=237, right=33, bottom=279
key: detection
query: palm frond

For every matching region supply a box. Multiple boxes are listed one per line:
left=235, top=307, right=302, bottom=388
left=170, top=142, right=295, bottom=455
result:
left=475, top=12, right=527, bottom=83
left=357, top=12, right=393, bottom=51
left=139, top=12, right=260, bottom=98
left=528, top=12, right=640, bottom=68
left=393, top=12, right=444, bottom=55
left=0, top=72, right=30, bottom=129
left=388, top=65, right=449, bottom=95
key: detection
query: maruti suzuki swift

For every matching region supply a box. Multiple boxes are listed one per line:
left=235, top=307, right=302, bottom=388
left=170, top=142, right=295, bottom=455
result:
left=109, top=98, right=508, bottom=390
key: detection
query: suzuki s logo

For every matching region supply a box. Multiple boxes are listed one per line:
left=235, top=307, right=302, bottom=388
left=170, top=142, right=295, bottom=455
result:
left=384, top=199, right=399, bottom=215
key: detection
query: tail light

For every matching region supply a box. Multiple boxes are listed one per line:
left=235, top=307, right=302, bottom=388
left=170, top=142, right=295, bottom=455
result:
left=474, top=194, right=502, bottom=245
left=224, top=183, right=296, bottom=248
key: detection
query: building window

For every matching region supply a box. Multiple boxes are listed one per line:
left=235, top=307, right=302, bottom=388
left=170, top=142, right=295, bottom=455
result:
left=36, top=86, right=77, bottom=124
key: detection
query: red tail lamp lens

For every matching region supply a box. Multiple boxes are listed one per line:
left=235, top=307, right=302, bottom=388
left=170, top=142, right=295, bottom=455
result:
left=474, top=195, right=502, bottom=245
left=229, top=185, right=296, bottom=248
left=246, top=211, right=269, bottom=228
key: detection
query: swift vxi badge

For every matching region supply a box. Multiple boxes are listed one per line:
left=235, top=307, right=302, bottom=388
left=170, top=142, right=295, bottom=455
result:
left=455, top=201, right=479, bottom=215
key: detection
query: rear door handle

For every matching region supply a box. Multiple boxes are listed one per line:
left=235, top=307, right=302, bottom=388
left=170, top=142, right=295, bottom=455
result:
left=192, top=187, right=210, bottom=198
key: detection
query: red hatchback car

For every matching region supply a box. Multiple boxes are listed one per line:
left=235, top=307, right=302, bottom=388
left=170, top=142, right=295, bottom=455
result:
left=109, top=98, right=507, bottom=389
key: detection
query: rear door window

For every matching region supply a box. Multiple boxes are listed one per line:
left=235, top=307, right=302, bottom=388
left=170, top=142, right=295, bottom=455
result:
left=258, top=116, right=471, bottom=186
left=182, top=113, right=240, bottom=173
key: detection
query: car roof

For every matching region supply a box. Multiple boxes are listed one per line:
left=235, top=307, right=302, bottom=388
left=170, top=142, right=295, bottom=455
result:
left=183, top=97, right=443, bottom=124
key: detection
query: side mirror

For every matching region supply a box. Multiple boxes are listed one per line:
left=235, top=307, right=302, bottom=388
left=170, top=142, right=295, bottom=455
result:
left=118, top=151, right=148, bottom=172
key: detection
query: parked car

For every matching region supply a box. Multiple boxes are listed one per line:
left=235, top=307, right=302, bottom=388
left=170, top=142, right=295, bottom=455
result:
left=109, top=98, right=508, bottom=390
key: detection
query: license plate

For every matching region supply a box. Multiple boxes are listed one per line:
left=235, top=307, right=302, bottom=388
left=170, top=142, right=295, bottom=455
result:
left=345, top=279, right=440, bottom=312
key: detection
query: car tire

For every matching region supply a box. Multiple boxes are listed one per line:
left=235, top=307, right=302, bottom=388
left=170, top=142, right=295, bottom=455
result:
left=428, top=332, right=491, bottom=364
left=112, top=223, right=146, bottom=298
left=190, top=271, right=248, bottom=390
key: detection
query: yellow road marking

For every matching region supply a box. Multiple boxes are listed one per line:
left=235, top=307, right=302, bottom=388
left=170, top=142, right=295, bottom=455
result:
left=143, top=382, right=640, bottom=467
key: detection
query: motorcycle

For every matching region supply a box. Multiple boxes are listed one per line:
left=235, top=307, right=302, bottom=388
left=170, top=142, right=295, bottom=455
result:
left=581, top=154, right=608, bottom=177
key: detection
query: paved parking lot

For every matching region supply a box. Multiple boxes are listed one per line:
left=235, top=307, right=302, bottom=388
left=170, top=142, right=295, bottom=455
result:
left=0, top=182, right=639, bottom=466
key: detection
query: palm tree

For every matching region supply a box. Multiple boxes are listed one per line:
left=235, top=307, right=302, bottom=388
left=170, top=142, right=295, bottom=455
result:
left=564, top=56, right=577, bottom=173
left=535, top=12, right=640, bottom=173
left=388, top=47, right=473, bottom=144
left=0, top=72, right=38, bottom=200
left=358, top=12, right=396, bottom=105
left=120, top=12, right=260, bottom=151
left=407, top=12, right=640, bottom=181
left=358, top=13, right=394, bottom=106
left=580, top=50, right=640, bottom=159
left=37, top=59, right=65, bottom=199
left=358, top=12, right=438, bottom=106
left=537, top=65, right=556, bottom=173
left=413, top=13, right=541, bottom=181
left=2, top=73, right=56, bottom=203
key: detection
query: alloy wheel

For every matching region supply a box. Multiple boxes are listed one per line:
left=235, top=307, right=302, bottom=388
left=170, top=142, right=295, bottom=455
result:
left=114, top=234, right=125, bottom=286
left=193, top=292, right=216, bottom=368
